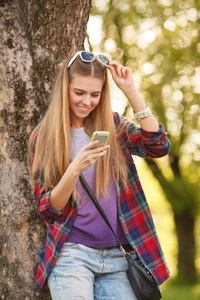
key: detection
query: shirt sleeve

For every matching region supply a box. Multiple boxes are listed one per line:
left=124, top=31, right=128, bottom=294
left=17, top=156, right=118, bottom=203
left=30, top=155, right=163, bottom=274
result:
left=113, top=112, right=170, bottom=158
left=30, top=134, right=75, bottom=225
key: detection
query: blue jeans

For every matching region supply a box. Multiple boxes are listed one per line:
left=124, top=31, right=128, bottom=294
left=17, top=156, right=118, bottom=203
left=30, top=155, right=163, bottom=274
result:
left=47, top=242, right=137, bottom=300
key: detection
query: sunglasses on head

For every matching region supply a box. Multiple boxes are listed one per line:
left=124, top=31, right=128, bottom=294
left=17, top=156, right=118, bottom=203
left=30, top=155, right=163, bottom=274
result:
left=68, top=51, right=110, bottom=68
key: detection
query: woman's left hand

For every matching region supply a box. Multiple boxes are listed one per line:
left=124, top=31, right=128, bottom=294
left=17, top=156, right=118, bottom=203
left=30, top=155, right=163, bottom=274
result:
left=107, top=61, right=135, bottom=92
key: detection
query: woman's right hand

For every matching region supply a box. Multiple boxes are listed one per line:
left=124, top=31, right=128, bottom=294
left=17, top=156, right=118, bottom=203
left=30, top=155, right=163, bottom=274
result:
left=50, top=141, right=109, bottom=211
left=71, top=140, right=110, bottom=174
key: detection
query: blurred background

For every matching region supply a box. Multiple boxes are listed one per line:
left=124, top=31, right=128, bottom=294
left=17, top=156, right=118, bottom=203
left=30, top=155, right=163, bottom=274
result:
left=86, top=0, right=200, bottom=299
left=0, top=0, right=199, bottom=299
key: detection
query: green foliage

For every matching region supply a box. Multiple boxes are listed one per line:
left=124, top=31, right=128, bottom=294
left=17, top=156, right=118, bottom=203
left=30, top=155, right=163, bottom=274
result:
left=163, top=176, right=199, bottom=215
left=89, top=0, right=200, bottom=281
left=90, top=0, right=200, bottom=212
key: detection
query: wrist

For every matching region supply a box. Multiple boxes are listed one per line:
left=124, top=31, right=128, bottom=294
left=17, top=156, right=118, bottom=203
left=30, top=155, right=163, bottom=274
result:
left=122, top=85, right=145, bottom=105
left=68, top=161, right=81, bottom=178
left=133, top=105, right=152, bottom=124
left=121, top=85, right=137, bottom=96
left=123, top=87, right=147, bottom=112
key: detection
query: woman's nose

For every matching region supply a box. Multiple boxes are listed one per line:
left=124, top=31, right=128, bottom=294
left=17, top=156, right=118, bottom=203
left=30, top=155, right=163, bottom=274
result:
left=82, top=94, right=91, bottom=105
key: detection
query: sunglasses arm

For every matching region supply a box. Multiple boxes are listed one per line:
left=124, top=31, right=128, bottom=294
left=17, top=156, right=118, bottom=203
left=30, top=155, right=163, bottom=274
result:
left=68, top=51, right=82, bottom=68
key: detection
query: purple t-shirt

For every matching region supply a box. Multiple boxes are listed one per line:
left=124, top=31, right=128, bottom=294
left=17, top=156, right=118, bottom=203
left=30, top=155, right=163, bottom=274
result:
left=67, top=127, right=128, bottom=248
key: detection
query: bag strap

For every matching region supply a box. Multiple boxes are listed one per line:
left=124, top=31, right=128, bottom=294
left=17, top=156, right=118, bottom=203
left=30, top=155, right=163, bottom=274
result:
left=79, top=173, right=128, bottom=256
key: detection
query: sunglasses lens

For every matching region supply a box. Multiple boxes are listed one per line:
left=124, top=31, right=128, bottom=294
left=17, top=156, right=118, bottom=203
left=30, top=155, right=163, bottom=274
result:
left=81, top=51, right=94, bottom=62
left=98, top=54, right=110, bottom=65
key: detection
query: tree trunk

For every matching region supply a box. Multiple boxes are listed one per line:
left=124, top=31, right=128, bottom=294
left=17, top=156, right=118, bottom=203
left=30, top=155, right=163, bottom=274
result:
left=146, top=158, right=197, bottom=282
left=0, top=0, right=91, bottom=299
left=174, top=212, right=197, bottom=282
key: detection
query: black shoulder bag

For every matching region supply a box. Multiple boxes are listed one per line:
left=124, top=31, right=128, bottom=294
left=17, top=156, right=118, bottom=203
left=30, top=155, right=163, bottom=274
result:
left=79, top=173, right=162, bottom=300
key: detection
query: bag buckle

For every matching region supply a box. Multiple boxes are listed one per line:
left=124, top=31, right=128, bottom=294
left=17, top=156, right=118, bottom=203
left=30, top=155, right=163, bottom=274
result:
left=120, top=245, right=130, bottom=258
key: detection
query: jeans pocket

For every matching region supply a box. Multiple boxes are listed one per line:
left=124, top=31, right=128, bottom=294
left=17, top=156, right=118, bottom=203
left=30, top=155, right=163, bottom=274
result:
left=58, top=242, right=80, bottom=257
left=65, top=242, right=80, bottom=248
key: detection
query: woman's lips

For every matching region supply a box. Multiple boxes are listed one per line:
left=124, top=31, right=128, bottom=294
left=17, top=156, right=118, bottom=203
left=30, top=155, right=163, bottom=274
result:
left=77, top=105, right=90, bottom=112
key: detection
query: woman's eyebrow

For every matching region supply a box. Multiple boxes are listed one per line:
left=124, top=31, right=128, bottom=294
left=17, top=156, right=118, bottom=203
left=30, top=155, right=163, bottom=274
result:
left=73, top=88, right=101, bottom=93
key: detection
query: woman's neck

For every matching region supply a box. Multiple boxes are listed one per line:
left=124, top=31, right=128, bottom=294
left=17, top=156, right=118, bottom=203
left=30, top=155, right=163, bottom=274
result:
left=70, top=122, right=85, bottom=129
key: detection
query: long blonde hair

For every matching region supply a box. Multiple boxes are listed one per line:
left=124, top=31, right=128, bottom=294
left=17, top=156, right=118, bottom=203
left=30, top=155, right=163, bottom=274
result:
left=28, top=53, right=128, bottom=202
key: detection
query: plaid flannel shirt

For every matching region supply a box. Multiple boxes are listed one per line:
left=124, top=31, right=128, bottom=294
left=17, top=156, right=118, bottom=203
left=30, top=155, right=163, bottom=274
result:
left=32, top=112, right=170, bottom=292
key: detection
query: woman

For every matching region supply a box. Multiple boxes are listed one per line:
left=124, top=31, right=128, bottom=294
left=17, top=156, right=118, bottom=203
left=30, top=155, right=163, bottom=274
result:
left=28, top=51, right=170, bottom=299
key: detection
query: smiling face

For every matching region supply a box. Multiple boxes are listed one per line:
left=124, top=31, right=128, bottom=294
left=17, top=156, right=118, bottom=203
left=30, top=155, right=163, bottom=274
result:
left=68, top=75, right=104, bottom=128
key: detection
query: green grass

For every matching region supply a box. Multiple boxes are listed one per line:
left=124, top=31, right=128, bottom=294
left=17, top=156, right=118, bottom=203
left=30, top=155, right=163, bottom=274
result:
left=161, top=280, right=200, bottom=300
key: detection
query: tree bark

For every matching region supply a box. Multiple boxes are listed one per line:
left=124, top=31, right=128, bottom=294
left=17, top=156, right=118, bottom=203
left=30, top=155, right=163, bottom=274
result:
left=0, top=0, right=91, bottom=299
left=174, top=212, right=197, bottom=282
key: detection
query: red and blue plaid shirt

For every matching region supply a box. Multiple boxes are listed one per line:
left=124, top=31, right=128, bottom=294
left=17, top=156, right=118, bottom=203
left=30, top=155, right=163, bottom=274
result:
left=31, top=112, right=170, bottom=292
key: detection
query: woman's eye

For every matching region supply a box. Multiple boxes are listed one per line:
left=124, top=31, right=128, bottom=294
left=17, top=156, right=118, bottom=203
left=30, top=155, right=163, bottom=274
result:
left=92, top=94, right=99, bottom=98
left=75, top=92, right=83, bottom=95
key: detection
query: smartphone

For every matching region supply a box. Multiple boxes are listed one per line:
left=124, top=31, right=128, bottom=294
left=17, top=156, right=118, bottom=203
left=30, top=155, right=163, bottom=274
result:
left=90, top=131, right=110, bottom=147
